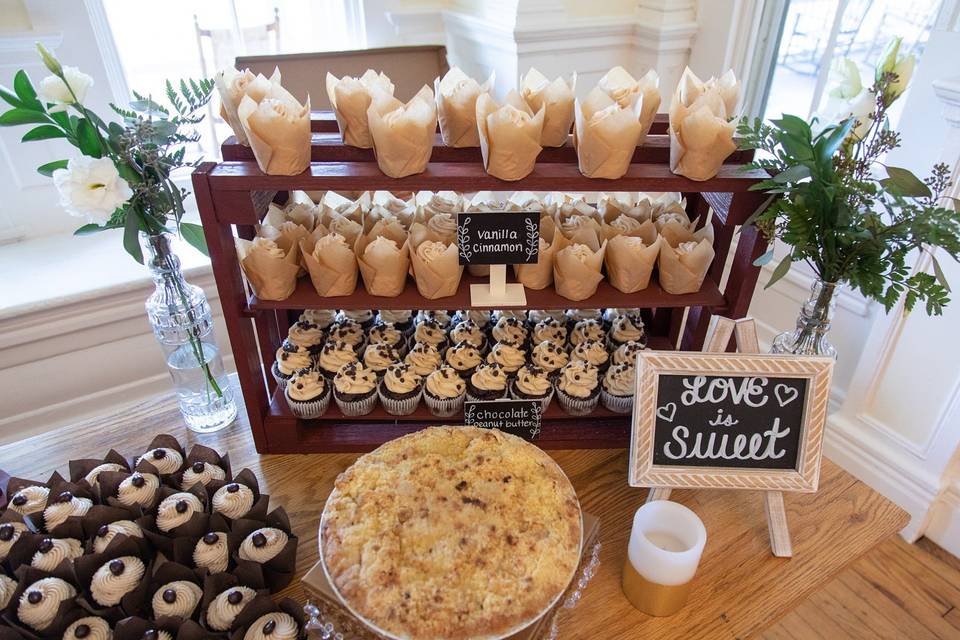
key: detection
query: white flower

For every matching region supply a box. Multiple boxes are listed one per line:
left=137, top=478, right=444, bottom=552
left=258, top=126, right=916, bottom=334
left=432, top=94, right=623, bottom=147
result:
left=37, top=66, right=93, bottom=112
left=52, top=157, right=132, bottom=224
left=875, top=37, right=915, bottom=104
left=828, top=57, right=862, bottom=100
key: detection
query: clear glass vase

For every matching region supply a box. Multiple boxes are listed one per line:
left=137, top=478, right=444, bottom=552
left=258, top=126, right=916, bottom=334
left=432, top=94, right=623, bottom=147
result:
left=771, top=278, right=839, bottom=358
left=143, top=232, right=237, bottom=432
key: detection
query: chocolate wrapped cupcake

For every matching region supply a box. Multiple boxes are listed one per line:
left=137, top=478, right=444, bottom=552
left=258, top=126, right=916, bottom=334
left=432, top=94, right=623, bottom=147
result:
left=332, top=363, right=378, bottom=417
left=92, top=520, right=144, bottom=554
left=327, top=319, right=366, bottom=353
left=378, top=363, right=423, bottom=416
left=377, top=310, right=414, bottom=335
left=212, top=483, right=255, bottom=521
left=271, top=341, right=312, bottom=388
left=151, top=580, right=203, bottom=619
left=612, top=339, right=645, bottom=367
left=0, top=521, right=28, bottom=563
left=449, top=319, right=487, bottom=353
left=608, top=312, right=647, bottom=350
left=155, top=492, right=205, bottom=533
left=17, top=576, right=77, bottom=631
left=135, top=441, right=185, bottom=476
left=317, top=340, right=357, bottom=379
left=283, top=369, right=330, bottom=419
left=89, top=556, right=146, bottom=607
left=531, top=340, right=570, bottom=378
left=555, top=360, right=600, bottom=415
left=411, top=319, right=448, bottom=353
left=285, top=319, right=325, bottom=354
left=490, top=316, right=528, bottom=346
left=531, top=317, right=568, bottom=345
left=43, top=490, right=93, bottom=533
left=466, top=363, right=508, bottom=401
left=423, top=366, right=466, bottom=417
left=367, top=322, right=406, bottom=353
left=510, top=365, right=554, bottom=410
left=414, top=309, right=451, bottom=329
left=571, top=339, right=610, bottom=373
left=237, top=528, right=288, bottom=565
left=114, top=472, right=161, bottom=509
left=361, top=343, right=401, bottom=377
left=192, top=532, right=229, bottom=574
left=485, top=341, right=526, bottom=376
left=601, top=363, right=636, bottom=413
left=63, top=616, right=113, bottom=639
left=404, top=342, right=442, bottom=377
left=8, top=485, right=50, bottom=516
left=569, top=318, right=604, bottom=346
left=181, top=461, right=226, bottom=490
left=444, top=342, right=483, bottom=379
left=30, top=537, right=84, bottom=571
left=204, top=585, right=257, bottom=631
left=300, top=309, right=336, bottom=332
left=338, top=310, right=376, bottom=331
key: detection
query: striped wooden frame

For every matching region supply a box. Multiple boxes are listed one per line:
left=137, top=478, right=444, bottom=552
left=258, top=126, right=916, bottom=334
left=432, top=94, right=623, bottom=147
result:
left=628, top=351, right=834, bottom=492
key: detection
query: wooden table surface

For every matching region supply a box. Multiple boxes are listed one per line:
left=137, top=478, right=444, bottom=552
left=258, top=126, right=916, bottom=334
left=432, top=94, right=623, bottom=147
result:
left=0, top=395, right=909, bottom=640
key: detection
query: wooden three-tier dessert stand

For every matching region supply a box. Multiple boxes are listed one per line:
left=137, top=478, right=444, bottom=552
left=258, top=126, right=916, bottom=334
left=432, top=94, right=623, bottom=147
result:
left=192, top=112, right=769, bottom=454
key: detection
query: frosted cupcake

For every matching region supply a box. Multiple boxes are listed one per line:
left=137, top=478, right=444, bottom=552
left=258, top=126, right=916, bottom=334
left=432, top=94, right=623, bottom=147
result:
left=612, top=340, right=645, bottom=366
left=152, top=580, right=203, bottom=619
left=368, top=322, right=407, bottom=353
left=93, top=520, right=143, bottom=553
left=181, top=461, right=226, bottom=490
left=445, top=342, right=483, bottom=379
left=491, top=316, right=528, bottom=345
left=531, top=317, right=567, bottom=346
left=44, top=491, right=93, bottom=531
left=212, top=482, right=255, bottom=520
left=569, top=318, right=605, bottom=346
left=378, top=363, right=423, bottom=416
left=362, top=343, right=401, bottom=377
left=485, top=341, right=527, bottom=376
left=285, top=319, right=326, bottom=354
left=317, top=340, right=357, bottom=379
left=424, top=366, right=466, bottom=417
left=565, top=308, right=603, bottom=330
left=239, top=527, right=289, bottom=563
left=510, top=365, right=554, bottom=410
left=556, top=360, right=600, bottom=415
left=300, top=309, right=337, bottom=331
left=328, top=319, right=366, bottom=352
left=8, top=485, right=49, bottom=515
left=17, top=577, right=77, bottom=631
left=284, top=368, right=330, bottom=418
left=415, top=309, right=451, bottom=329
left=608, top=312, right=647, bottom=350
left=601, top=363, right=636, bottom=413
left=206, top=586, right=257, bottom=631
left=333, top=363, right=378, bottom=416
left=272, top=341, right=313, bottom=388
left=404, top=342, right=442, bottom=377
left=63, top=617, right=112, bottom=639
left=90, top=556, right=145, bottom=607
left=193, top=532, right=229, bottom=574
left=466, top=363, right=508, bottom=401
left=31, top=537, right=83, bottom=571
left=571, top=339, right=610, bottom=373
left=412, top=319, right=448, bottom=353
left=339, top=309, right=376, bottom=331
left=449, top=319, right=488, bottom=353
left=378, top=309, right=414, bottom=335
left=0, top=521, right=28, bottom=562
left=116, top=472, right=160, bottom=508
left=243, top=612, right=300, bottom=640
left=136, top=447, right=184, bottom=475
left=83, top=463, right=126, bottom=488
left=156, top=493, right=204, bottom=533
left=527, top=309, right=566, bottom=327
left=492, top=309, right=527, bottom=326
left=453, top=309, right=491, bottom=331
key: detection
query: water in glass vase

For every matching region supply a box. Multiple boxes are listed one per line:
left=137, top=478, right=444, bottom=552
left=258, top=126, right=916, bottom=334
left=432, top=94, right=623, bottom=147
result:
left=167, top=341, right=237, bottom=432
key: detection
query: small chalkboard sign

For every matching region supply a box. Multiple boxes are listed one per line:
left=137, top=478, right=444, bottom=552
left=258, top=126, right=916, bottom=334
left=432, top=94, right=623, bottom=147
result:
left=630, top=350, right=833, bottom=493
left=464, top=399, right=543, bottom=441
left=457, top=212, right=540, bottom=266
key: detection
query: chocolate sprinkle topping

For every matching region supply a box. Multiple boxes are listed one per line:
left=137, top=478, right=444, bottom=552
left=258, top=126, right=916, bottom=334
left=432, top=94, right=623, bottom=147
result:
left=109, top=559, right=125, bottom=575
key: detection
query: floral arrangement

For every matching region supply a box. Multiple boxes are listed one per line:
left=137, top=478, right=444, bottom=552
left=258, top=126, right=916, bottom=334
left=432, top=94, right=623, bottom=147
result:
left=737, top=38, right=960, bottom=315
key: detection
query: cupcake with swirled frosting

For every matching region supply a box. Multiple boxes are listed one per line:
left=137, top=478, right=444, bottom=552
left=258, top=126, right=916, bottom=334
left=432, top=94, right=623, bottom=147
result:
left=612, top=339, right=645, bottom=366
left=136, top=448, right=183, bottom=475
left=412, top=319, right=447, bottom=353
left=239, top=527, right=289, bottom=564
left=273, top=341, right=313, bottom=388
left=415, top=309, right=451, bottom=329
left=90, top=556, right=145, bottom=607
left=212, top=483, right=255, bottom=520
left=378, top=363, right=423, bottom=416
left=362, top=343, right=400, bottom=377
left=285, top=319, right=325, bottom=354
left=450, top=320, right=487, bottom=353
left=510, top=365, right=554, bottom=410
left=181, top=461, right=226, bottom=490
left=0, top=521, right=28, bottom=561
left=83, top=463, right=126, bottom=488
left=0, top=574, right=16, bottom=610
left=368, top=322, right=406, bottom=353
left=152, top=580, right=203, bottom=618
left=555, top=360, right=600, bottom=415
left=466, top=363, right=508, bottom=401
left=571, top=339, right=610, bottom=372
left=608, top=313, right=647, bottom=350
left=404, top=342, right=442, bottom=377
left=565, top=308, right=603, bottom=327
left=378, top=310, right=413, bottom=335
left=531, top=340, right=570, bottom=379
left=527, top=309, right=566, bottom=327
left=601, top=363, right=636, bottom=414
left=445, top=342, right=483, bottom=379
left=532, top=317, right=568, bottom=346
left=423, top=366, right=466, bottom=417
left=328, top=319, right=366, bottom=352
left=284, top=368, right=330, bottom=419
left=116, top=472, right=160, bottom=508
left=317, top=340, right=357, bottom=379
left=569, top=318, right=604, bottom=346
left=31, top=537, right=84, bottom=571
left=205, top=586, right=257, bottom=631
left=243, top=612, right=300, bottom=640
left=9, top=485, right=49, bottom=515
left=300, top=309, right=336, bottom=331
left=492, top=309, right=527, bottom=326
left=193, top=532, right=229, bottom=574
left=333, top=363, right=378, bottom=416
left=18, top=577, right=77, bottom=631
left=93, top=520, right=143, bottom=553
left=156, top=492, right=204, bottom=533
left=491, top=316, right=528, bottom=346
left=485, top=341, right=527, bottom=375
left=44, top=491, right=93, bottom=531
left=63, top=616, right=112, bottom=640
left=338, top=310, right=375, bottom=331
left=453, top=309, right=491, bottom=330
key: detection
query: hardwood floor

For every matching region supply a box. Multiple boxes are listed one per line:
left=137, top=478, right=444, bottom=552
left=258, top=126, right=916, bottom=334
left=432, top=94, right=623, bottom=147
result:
left=761, top=537, right=960, bottom=639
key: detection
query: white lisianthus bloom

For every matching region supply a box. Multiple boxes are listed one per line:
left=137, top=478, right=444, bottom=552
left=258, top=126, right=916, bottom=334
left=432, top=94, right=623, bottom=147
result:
left=52, top=157, right=133, bottom=224
left=37, top=66, right=94, bottom=112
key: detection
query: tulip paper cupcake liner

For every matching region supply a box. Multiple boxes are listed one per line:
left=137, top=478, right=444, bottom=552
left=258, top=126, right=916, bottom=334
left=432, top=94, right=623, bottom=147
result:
left=5, top=564, right=83, bottom=639
left=205, top=469, right=270, bottom=524
left=4, top=472, right=66, bottom=520
left=171, top=514, right=232, bottom=576
left=227, top=509, right=298, bottom=593
left=198, top=568, right=268, bottom=635
left=228, top=595, right=308, bottom=640
left=144, top=560, right=206, bottom=622
left=66, top=450, right=130, bottom=500
left=172, top=445, right=233, bottom=493
left=134, top=435, right=188, bottom=478
left=97, top=469, right=162, bottom=513
left=73, top=536, right=152, bottom=623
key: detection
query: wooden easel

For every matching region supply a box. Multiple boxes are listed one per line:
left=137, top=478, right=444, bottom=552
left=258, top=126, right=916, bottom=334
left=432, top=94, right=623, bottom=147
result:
left=645, top=316, right=793, bottom=557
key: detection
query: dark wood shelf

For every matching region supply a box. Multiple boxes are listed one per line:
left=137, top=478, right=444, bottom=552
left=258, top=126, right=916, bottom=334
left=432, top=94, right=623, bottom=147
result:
left=247, top=273, right=725, bottom=312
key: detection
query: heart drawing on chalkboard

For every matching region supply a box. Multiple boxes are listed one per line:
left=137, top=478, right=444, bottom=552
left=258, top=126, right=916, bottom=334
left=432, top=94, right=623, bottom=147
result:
left=656, top=402, right=677, bottom=423
left=774, top=384, right=799, bottom=407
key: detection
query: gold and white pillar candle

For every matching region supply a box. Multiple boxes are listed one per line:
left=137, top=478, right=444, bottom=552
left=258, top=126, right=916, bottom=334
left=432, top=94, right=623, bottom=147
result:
left=622, top=500, right=706, bottom=616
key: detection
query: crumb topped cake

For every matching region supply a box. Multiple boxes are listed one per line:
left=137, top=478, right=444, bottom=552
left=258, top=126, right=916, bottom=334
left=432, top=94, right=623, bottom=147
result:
left=320, top=426, right=582, bottom=640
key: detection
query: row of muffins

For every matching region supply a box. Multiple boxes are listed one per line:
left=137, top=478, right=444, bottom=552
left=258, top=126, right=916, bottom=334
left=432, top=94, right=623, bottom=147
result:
left=0, top=435, right=304, bottom=640
left=272, top=307, right=648, bottom=418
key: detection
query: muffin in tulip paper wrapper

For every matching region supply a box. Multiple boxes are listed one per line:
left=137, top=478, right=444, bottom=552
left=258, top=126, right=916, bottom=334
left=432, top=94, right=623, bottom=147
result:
left=66, top=449, right=129, bottom=497
left=553, top=238, right=607, bottom=302
left=80, top=504, right=150, bottom=556
left=355, top=218, right=410, bottom=297
left=199, top=566, right=268, bottom=634
left=657, top=221, right=715, bottom=295
left=668, top=67, right=739, bottom=181
left=205, top=469, right=269, bottom=524
left=73, top=536, right=151, bottom=622
left=113, top=614, right=207, bottom=640
left=408, top=234, right=462, bottom=300
left=603, top=221, right=660, bottom=294
left=476, top=90, right=545, bottom=181
left=5, top=472, right=65, bottom=520
left=215, top=66, right=283, bottom=147
left=513, top=215, right=566, bottom=291
left=98, top=468, right=163, bottom=512
left=134, top=435, right=188, bottom=479
left=27, top=483, right=94, bottom=537
left=325, top=70, right=394, bottom=149
left=228, top=595, right=307, bottom=640
left=435, top=66, right=494, bottom=148
left=171, top=514, right=232, bottom=576
left=174, top=445, right=232, bottom=493
left=145, top=561, right=205, bottom=622
left=521, top=68, right=576, bottom=148
left=366, top=85, right=437, bottom=178
left=299, top=226, right=358, bottom=297
left=6, top=564, right=83, bottom=638
left=141, top=485, right=211, bottom=555
left=596, top=66, right=661, bottom=139
left=228, top=508, right=298, bottom=593
left=319, top=190, right=368, bottom=230
left=236, top=87, right=311, bottom=176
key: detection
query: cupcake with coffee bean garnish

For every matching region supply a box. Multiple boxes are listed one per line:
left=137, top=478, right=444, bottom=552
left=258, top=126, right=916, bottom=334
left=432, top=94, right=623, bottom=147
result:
left=192, top=530, right=229, bottom=575
left=415, top=309, right=451, bottom=329
left=272, top=340, right=313, bottom=389
left=449, top=319, right=488, bottom=353
left=531, top=316, right=568, bottom=346
left=362, top=343, right=401, bottom=378
left=15, top=572, right=79, bottom=633
left=490, top=315, right=528, bottom=346
left=332, top=362, right=378, bottom=416
left=510, top=365, right=554, bottom=410
left=411, top=319, right=448, bottom=354
left=300, top=309, right=337, bottom=332
left=378, top=363, right=423, bottom=416
left=316, top=340, right=357, bottom=380
left=338, top=309, right=376, bottom=331
left=608, top=312, right=648, bottom=351
left=601, top=363, right=636, bottom=414
left=43, top=489, right=93, bottom=533
left=571, top=339, right=610, bottom=373
left=368, top=322, right=407, bottom=354
left=569, top=318, right=605, bottom=347
left=327, top=318, right=366, bottom=354
left=283, top=368, right=331, bottom=418
left=445, top=342, right=483, bottom=379
left=284, top=318, right=325, bottom=355
left=113, top=471, right=161, bottom=509
left=565, top=308, right=603, bottom=331
left=485, top=341, right=527, bottom=377
left=424, top=366, right=467, bottom=417
left=404, top=342, right=442, bottom=378
left=531, top=340, right=570, bottom=379
left=378, top=309, right=414, bottom=336
left=612, top=339, right=645, bottom=367
left=466, top=362, right=509, bottom=401
left=91, top=520, right=144, bottom=554
left=63, top=616, right=113, bottom=639
left=555, top=360, right=600, bottom=415
left=0, top=518, right=29, bottom=563
left=204, top=585, right=258, bottom=631
left=135, top=436, right=186, bottom=476
left=7, top=484, right=50, bottom=516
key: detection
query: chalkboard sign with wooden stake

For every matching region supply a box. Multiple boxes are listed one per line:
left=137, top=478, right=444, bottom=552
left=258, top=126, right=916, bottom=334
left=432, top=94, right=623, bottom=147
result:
left=629, top=316, right=834, bottom=557
left=458, top=211, right=539, bottom=307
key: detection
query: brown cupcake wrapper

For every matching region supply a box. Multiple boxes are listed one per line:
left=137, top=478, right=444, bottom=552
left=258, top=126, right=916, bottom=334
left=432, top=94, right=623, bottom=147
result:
left=205, top=469, right=269, bottom=523
left=97, top=470, right=161, bottom=514
left=144, top=560, right=206, bottom=622
left=27, top=481, right=96, bottom=536
left=4, top=472, right=65, bottom=507
left=67, top=449, right=130, bottom=487
left=114, top=615, right=210, bottom=640
left=5, top=532, right=81, bottom=575
left=199, top=569, right=269, bottom=633
left=73, top=536, right=152, bottom=622
left=135, top=434, right=188, bottom=477
left=7, top=565, right=81, bottom=638
left=228, top=595, right=307, bottom=640
left=170, top=513, right=232, bottom=571
left=169, top=449, right=232, bottom=494
left=227, top=511, right=298, bottom=593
